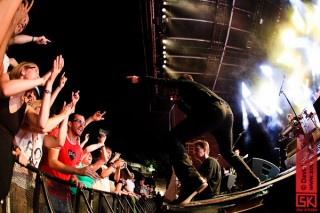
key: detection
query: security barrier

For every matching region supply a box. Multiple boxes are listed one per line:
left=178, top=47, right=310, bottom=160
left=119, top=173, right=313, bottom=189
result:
left=3, top=163, right=161, bottom=213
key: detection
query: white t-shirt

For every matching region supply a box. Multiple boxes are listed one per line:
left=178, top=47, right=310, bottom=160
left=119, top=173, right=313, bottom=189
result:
left=126, top=179, right=135, bottom=192
left=3, top=54, right=10, bottom=73
left=91, top=165, right=111, bottom=192
left=14, top=129, right=45, bottom=168
left=12, top=129, right=45, bottom=189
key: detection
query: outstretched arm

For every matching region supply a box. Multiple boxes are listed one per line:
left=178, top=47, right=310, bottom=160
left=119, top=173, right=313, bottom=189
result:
left=82, top=132, right=106, bottom=157
left=24, top=55, right=64, bottom=129
left=71, top=90, right=80, bottom=113
left=47, top=148, right=100, bottom=179
left=26, top=101, right=73, bottom=134
left=80, top=134, right=90, bottom=148
left=0, top=71, right=51, bottom=98
left=9, top=34, right=51, bottom=45
left=50, top=72, right=67, bottom=106
left=90, top=146, right=108, bottom=172
left=85, top=110, right=106, bottom=127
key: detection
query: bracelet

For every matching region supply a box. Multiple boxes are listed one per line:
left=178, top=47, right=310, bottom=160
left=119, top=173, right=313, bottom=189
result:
left=112, top=164, right=117, bottom=169
left=31, top=36, right=34, bottom=42
left=44, top=89, right=51, bottom=94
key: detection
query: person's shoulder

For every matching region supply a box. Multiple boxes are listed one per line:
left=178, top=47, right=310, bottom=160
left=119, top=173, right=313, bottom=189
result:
left=207, top=156, right=219, bottom=163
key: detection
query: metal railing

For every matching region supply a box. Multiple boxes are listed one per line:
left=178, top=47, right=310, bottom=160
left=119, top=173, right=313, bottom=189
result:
left=6, top=163, right=160, bottom=213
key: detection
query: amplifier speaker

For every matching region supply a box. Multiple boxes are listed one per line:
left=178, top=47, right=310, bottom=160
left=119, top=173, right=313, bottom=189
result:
left=248, top=157, right=280, bottom=181
left=221, top=174, right=236, bottom=192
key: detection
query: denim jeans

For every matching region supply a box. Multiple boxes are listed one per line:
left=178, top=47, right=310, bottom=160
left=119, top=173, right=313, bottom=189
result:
left=43, top=193, right=73, bottom=213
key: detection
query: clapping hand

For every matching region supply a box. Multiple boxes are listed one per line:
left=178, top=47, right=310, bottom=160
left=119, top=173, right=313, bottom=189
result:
left=49, top=55, right=64, bottom=81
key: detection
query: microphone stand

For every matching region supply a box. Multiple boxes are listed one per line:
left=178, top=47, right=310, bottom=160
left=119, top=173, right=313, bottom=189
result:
left=232, top=132, right=244, bottom=150
left=279, top=89, right=300, bottom=172
left=279, top=90, right=299, bottom=121
left=278, top=75, right=299, bottom=120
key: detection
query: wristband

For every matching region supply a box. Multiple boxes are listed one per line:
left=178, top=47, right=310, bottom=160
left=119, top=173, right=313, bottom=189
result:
left=31, top=36, right=34, bottom=42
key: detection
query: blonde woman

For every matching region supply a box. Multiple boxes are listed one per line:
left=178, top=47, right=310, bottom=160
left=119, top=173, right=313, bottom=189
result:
left=0, top=55, right=64, bottom=201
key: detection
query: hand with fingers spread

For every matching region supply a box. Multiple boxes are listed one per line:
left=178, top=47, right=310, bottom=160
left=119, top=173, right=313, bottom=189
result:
left=78, top=166, right=100, bottom=179
left=85, top=110, right=106, bottom=127
left=47, top=55, right=64, bottom=86
left=92, top=110, right=106, bottom=121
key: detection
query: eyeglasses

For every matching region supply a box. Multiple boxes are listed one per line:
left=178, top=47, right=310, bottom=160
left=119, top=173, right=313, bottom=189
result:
left=73, top=119, right=86, bottom=126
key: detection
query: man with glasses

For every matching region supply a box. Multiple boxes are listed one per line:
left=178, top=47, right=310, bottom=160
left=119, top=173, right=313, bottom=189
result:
left=39, top=111, right=106, bottom=213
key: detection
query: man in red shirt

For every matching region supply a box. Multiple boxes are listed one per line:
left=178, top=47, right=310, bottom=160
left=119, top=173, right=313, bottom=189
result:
left=40, top=111, right=105, bottom=213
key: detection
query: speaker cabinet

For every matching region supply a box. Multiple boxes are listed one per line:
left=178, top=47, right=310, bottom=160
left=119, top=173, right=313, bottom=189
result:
left=248, top=157, right=280, bottom=181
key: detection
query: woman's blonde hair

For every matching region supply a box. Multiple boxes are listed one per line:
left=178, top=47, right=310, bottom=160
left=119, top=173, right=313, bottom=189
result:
left=8, top=61, right=37, bottom=80
left=30, top=100, right=42, bottom=109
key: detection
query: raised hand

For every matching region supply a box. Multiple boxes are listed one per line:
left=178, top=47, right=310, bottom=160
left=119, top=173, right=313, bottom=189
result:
left=92, top=111, right=106, bottom=121
left=71, top=90, right=80, bottom=106
left=98, top=132, right=107, bottom=144
left=113, top=152, right=121, bottom=161
left=83, top=133, right=90, bottom=143
left=60, top=101, right=73, bottom=117
left=58, top=72, right=67, bottom=88
left=80, top=133, right=90, bottom=148
left=48, top=55, right=64, bottom=83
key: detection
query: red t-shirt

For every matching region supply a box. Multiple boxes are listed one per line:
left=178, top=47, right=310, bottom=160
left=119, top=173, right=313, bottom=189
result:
left=40, top=135, right=83, bottom=182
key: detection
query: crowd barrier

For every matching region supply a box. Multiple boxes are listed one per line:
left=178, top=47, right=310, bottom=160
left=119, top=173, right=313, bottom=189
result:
left=1, top=163, right=161, bottom=213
